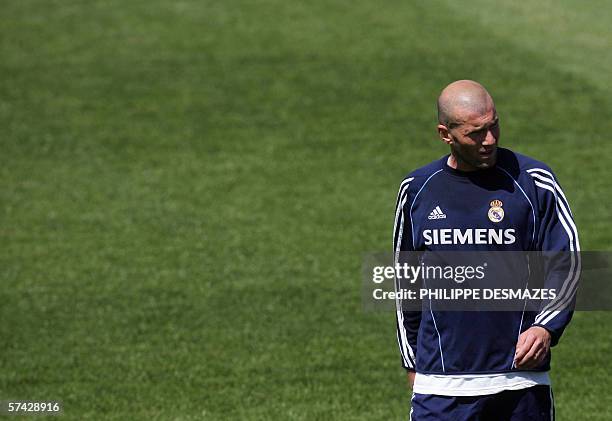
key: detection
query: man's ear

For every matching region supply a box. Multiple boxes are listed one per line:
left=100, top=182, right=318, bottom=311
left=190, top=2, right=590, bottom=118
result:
left=437, top=124, right=453, bottom=145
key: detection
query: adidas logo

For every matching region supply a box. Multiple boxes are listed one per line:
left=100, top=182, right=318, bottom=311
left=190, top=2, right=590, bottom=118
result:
left=428, top=206, right=447, bottom=220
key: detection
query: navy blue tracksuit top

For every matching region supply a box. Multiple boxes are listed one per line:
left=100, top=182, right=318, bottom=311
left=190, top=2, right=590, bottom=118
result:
left=393, top=148, right=580, bottom=375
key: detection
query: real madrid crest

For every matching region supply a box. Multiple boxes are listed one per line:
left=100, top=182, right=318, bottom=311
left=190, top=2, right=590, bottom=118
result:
left=488, top=199, right=504, bottom=223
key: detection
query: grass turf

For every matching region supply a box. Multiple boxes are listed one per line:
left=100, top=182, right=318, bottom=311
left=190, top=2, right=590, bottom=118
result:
left=1, top=0, right=611, bottom=419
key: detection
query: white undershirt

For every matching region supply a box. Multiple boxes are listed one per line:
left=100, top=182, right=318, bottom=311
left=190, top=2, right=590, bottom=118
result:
left=413, top=371, right=550, bottom=396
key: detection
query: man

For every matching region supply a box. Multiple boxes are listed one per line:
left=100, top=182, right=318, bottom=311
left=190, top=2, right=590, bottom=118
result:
left=393, top=80, right=579, bottom=420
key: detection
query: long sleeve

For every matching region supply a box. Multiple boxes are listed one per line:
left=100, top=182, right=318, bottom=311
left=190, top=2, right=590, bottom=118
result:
left=393, top=177, right=421, bottom=371
left=527, top=167, right=580, bottom=346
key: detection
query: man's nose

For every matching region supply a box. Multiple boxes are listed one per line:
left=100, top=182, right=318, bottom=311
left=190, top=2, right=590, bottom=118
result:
left=483, top=130, right=497, bottom=146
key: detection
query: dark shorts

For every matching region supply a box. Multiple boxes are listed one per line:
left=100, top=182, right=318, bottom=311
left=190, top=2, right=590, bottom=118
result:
left=410, top=385, right=554, bottom=421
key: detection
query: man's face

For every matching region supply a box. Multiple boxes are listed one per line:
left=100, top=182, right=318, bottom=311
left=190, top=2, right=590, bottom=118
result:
left=443, top=107, right=500, bottom=170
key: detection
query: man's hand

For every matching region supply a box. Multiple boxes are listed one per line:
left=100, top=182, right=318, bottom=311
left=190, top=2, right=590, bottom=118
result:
left=407, top=371, right=416, bottom=388
left=514, top=326, right=552, bottom=369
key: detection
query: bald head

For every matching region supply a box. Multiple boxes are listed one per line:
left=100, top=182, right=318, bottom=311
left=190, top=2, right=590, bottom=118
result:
left=437, top=80, right=494, bottom=127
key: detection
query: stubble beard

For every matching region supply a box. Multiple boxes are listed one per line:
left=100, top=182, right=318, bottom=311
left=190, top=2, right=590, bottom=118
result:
left=451, top=144, right=497, bottom=170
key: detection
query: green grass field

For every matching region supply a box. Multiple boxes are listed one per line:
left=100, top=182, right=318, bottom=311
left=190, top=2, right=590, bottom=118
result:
left=1, top=1, right=611, bottom=419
